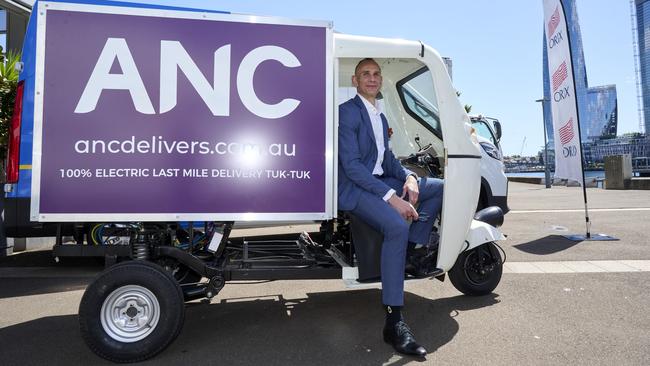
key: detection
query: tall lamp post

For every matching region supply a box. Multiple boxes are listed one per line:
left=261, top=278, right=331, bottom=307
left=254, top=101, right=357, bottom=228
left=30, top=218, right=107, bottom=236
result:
left=535, top=98, right=552, bottom=188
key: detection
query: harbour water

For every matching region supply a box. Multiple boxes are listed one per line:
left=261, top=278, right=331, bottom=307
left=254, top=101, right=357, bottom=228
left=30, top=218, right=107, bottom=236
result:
left=506, top=171, right=605, bottom=179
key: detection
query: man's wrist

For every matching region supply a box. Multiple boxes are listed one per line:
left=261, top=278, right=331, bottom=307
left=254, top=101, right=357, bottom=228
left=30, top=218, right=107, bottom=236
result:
left=406, top=173, right=418, bottom=181
left=383, top=189, right=396, bottom=202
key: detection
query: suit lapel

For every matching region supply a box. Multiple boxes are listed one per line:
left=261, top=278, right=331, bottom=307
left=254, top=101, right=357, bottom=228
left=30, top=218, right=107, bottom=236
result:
left=379, top=113, right=390, bottom=171
left=380, top=113, right=389, bottom=147
left=353, top=95, right=377, bottom=146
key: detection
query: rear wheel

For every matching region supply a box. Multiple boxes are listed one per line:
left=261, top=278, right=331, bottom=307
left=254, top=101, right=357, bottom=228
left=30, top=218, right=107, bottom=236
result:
left=449, top=242, right=502, bottom=296
left=79, top=261, right=185, bottom=363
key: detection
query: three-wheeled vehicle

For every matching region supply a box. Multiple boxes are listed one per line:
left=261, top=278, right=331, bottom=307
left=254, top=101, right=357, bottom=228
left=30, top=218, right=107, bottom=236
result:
left=6, top=1, right=506, bottom=362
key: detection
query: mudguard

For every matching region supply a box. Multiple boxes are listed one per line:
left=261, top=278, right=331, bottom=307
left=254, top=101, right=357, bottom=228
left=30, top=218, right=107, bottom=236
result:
left=464, top=220, right=505, bottom=251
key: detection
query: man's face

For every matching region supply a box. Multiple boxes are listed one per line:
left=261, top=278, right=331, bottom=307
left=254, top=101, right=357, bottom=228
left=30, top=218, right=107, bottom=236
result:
left=352, top=60, right=382, bottom=100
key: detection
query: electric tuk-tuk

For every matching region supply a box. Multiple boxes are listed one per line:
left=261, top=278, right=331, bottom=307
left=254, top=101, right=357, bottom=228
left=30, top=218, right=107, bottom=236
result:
left=6, top=2, right=505, bottom=362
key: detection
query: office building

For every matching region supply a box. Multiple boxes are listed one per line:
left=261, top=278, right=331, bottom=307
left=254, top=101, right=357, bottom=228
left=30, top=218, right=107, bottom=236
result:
left=636, top=0, right=650, bottom=134
left=0, top=1, right=30, bottom=53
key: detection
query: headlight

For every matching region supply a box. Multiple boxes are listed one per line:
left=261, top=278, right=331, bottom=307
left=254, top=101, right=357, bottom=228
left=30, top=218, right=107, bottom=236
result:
left=480, top=142, right=502, bottom=161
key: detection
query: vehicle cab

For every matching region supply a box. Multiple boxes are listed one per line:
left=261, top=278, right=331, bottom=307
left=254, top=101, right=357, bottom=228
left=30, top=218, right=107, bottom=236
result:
left=470, top=115, right=509, bottom=213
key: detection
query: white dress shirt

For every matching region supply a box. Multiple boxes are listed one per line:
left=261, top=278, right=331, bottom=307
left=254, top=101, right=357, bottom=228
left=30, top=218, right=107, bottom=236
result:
left=358, top=95, right=396, bottom=201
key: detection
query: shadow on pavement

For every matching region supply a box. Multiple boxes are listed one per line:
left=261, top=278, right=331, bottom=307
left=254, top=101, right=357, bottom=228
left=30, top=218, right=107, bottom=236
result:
left=0, top=249, right=105, bottom=267
left=514, top=235, right=583, bottom=255
left=0, top=289, right=500, bottom=365
left=0, top=277, right=91, bottom=299
left=0, top=250, right=101, bottom=299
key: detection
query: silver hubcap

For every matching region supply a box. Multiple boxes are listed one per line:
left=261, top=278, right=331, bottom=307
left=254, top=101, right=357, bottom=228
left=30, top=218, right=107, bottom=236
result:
left=100, top=285, right=160, bottom=343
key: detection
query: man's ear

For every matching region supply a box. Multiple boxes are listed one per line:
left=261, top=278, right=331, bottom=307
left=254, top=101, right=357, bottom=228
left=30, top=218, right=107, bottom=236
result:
left=351, top=75, right=359, bottom=87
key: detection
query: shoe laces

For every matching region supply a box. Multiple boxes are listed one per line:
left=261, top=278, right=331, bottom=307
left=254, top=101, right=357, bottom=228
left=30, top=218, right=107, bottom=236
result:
left=396, top=321, right=415, bottom=338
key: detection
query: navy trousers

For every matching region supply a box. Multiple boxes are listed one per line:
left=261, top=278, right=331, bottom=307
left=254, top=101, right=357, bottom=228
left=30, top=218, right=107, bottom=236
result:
left=349, top=177, right=443, bottom=306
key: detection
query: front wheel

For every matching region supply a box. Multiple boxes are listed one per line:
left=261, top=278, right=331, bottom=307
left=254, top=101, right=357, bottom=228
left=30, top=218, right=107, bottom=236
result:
left=448, top=242, right=503, bottom=296
left=79, top=260, right=185, bottom=363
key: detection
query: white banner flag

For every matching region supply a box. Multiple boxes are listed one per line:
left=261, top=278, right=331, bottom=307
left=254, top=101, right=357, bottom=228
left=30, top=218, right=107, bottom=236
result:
left=543, top=0, right=584, bottom=184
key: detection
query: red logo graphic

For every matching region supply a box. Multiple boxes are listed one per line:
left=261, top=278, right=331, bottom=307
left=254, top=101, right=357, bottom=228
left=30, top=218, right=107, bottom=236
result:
left=552, top=61, right=568, bottom=92
left=548, top=6, right=560, bottom=35
left=559, top=118, right=575, bottom=145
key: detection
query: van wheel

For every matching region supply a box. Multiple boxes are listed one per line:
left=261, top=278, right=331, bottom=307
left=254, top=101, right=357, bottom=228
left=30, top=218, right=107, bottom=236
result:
left=79, top=261, right=185, bottom=363
left=449, top=242, right=502, bottom=296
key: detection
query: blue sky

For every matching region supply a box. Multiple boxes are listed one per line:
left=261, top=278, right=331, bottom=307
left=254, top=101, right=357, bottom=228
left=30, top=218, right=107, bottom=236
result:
left=112, top=0, right=638, bottom=156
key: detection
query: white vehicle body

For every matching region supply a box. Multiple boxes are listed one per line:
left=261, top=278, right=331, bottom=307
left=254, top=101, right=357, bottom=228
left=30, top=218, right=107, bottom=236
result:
left=334, top=34, right=504, bottom=271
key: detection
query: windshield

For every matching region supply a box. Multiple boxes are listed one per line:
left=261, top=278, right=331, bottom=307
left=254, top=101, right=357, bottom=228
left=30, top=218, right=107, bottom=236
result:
left=471, top=119, right=497, bottom=145
left=397, top=67, right=441, bottom=139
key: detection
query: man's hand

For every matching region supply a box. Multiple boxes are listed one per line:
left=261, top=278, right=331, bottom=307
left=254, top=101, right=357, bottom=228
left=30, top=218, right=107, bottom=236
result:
left=388, top=194, right=419, bottom=220
left=401, top=175, right=419, bottom=205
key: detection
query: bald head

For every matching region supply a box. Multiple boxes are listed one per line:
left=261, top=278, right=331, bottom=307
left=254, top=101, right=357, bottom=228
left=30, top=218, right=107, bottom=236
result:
left=355, top=58, right=379, bottom=75
left=352, top=58, right=382, bottom=103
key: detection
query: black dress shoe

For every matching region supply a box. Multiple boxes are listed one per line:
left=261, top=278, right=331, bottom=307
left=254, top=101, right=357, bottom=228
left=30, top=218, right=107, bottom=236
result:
left=405, top=246, right=438, bottom=278
left=383, top=320, right=427, bottom=357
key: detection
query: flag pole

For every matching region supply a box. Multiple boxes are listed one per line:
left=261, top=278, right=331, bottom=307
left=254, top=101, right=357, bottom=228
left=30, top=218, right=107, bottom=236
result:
left=559, top=0, right=591, bottom=238
left=577, top=139, right=591, bottom=239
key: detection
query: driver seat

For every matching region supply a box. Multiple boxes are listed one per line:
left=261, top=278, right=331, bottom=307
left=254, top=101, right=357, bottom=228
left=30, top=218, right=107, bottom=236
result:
left=348, top=213, right=383, bottom=282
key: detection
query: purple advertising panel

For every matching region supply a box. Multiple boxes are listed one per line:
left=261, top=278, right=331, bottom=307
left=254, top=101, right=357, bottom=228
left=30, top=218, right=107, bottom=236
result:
left=32, top=2, right=334, bottom=222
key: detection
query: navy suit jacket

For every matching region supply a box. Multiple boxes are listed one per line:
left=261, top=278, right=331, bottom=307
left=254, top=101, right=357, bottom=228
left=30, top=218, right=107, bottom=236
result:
left=338, top=95, right=413, bottom=211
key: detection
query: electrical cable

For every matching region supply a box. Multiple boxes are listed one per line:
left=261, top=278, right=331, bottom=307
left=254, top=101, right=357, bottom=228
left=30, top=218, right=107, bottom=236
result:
left=90, top=223, right=141, bottom=246
left=90, top=224, right=101, bottom=245
left=492, top=241, right=507, bottom=264
left=459, top=240, right=470, bottom=254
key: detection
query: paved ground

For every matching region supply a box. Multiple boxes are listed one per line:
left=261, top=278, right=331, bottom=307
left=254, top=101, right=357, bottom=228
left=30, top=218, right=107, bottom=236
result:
left=1, top=182, right=649, bottom=365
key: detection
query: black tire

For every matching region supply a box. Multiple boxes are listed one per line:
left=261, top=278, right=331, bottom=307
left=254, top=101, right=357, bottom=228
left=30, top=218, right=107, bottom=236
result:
left=79, top=261, right=185, bottom=363
left=448, top=242, right=502, bottom=296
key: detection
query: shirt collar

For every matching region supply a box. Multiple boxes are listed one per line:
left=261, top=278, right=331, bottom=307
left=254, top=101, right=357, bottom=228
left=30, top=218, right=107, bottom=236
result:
left=358, top=94, right=382, bottom=115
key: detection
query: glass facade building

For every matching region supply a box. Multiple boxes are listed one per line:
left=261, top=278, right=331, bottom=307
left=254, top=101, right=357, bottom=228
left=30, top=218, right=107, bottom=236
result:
left=585, top=134, right=650, bottom=163
left=585, top=85, right=618, bottom=140
left=636, top=0, right=650, bottom=134
left=0, top=9, right=6, bottom=52
left=0, top=2, right=30, bottom=54
left=542, top=0, right=618, bottom=163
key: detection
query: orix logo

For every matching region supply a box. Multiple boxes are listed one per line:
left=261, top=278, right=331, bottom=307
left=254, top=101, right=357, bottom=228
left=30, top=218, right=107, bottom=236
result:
left=559, top=118, right=578, bottom=157
left=548, top=6, right=560, bottom=35
left=559, top=118, right=574, bottom=145
left=563, top=145, right=578, bottom=158
left=552, top=61, right=571, bottom=102
left=547, top=6, right=564, bottom=49
left=548, top=30, right=564, bottom=49
left=552, top=61, right=567, bottom=91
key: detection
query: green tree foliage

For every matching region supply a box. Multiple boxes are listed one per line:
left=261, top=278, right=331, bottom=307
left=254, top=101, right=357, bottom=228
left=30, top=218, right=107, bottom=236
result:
left=0, top=48, right=22, bottom=160
left=455, top=90, right=472, bottom=113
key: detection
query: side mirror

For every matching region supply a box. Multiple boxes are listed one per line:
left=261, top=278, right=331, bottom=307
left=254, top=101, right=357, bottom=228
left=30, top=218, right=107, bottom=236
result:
left=493, top=120, right=502, bottom=142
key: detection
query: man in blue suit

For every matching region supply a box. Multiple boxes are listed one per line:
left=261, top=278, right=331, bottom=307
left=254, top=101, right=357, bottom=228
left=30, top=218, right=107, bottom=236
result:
left=338, top=58, right=443, bottom=357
